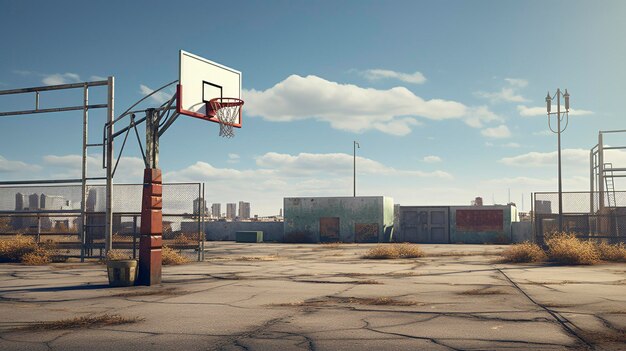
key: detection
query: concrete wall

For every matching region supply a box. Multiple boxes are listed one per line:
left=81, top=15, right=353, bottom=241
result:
left=283, top=196, right=394, bottom=243
left=511, top=221, right=532, bottom=243
left=204, top=221, right=284, bottom=242
left=449, top=205, right=518, bottom=244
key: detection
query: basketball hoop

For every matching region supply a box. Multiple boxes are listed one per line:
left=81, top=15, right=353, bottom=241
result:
left=208, top=98, right=244, bottom=138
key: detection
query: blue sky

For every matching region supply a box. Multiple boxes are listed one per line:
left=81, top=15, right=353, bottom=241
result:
left=1, top=0, right=626, bottom=215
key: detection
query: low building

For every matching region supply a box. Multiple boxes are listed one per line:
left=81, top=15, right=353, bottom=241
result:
left=283, top=196, right=394, bottom=243
left=397, top=204, right=519, bottom=244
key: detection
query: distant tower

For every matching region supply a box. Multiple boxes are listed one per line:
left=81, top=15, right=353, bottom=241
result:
left=29, top=193, right=40, bottom=209
left=211, top=203, right=221, bottom=219
left=238, top=201, right=250, bottom=219
left=15, top=193, right=27, bottom=210
left=226, top=203, right=237, bottom=219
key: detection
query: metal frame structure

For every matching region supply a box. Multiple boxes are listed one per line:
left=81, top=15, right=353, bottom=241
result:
left=590, top=129, right=626, bottom=212
left=0, top=78, right=114, bottom=261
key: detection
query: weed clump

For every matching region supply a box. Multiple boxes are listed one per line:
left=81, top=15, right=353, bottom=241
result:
left=546, top=233, right=599, bottom=265
left=0, top=235, right=61, bottom=265
left=501, top=242, right=547, bottom=263
left=18, top=314, right=143, bottom=331
left=161, top=245, right=189, bottom=265
left=596, top=242, right=626, bottom=262
left=105, top=249, right=131, bottom=261
left=0, top=235, right=38, bottom=262
left=362, top=243, right=423, bottom=259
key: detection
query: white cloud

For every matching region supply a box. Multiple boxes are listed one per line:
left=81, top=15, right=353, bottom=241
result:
left=0, top=155, right=40, bottom=173
left=43, top=154, right=145, bottom=182
left=499, top=149, right=589, bottom=167
left=463, top=106, right=504, bottom=128
left=244, top=75, right=467, bottom=136
left=165, top=151, right=455, bottom=214
left=476, top=87, right=528, bottom=103
left=227, top=153, right=240, bottom=164
left=169, top=152, right=453, bottom=183
left=475, top=78, right=529, bottom=103
left=482, top=176, right=589, bottom=195
left=533, top=130, right=553, bottom=136
left=481, top=125, right=511, bottom=139
left=359, top=69, right=427, bottom=84
left=504, top=78, right=528, bottom=88
left=90, top=75, right=107, bottom=81
left=42, top=73, right=81, bottom=85
left=503, top=142, right=521, bottom=148
left=517, top=105, right=594, bottom=117
left=500, top=148, right=626, bottom=169
left=139, top=84, right=171, bottom=104
left=423, top=155, right=442, bottom=163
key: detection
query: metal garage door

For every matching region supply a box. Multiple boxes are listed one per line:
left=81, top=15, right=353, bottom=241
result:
left=400, top=207, right=449, bottom=243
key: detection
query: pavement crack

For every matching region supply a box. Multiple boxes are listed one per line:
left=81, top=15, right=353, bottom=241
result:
left=363, top=318, right=461, bottom=351
left=495, top=267, right=595, bottom=350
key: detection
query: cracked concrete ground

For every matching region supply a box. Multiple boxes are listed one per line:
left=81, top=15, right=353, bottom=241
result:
left=0, top=243, right=625, bottom=351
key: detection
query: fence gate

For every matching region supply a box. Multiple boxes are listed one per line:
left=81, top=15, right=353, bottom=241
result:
left=399, top=206, right=449, bottom=243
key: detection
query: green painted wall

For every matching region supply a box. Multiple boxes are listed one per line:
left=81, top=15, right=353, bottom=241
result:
left=449, top=205, right=518, bottom=244
left=283, top=196, right=394, bottom=243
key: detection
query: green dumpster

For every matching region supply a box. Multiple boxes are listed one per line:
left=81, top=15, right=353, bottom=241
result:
left=236, top=231, right=263, bottom=243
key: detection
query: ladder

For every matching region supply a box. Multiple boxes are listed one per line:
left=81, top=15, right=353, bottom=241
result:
left=604, top=163, right=617, bottom=207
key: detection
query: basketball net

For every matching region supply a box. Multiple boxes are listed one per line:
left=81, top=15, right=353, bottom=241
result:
left=209, top=98, right=243, bottom=138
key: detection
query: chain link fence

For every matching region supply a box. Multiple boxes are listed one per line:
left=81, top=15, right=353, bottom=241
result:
left=533, top=191, right=626, bottom=244
left=0, top=182, right=204, bottom=261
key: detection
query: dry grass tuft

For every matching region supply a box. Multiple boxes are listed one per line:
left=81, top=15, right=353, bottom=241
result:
left=18, top=314, right=143, bottom=331
left=0, top=235, right=38, bottom=263
left=319, top=242, right=342, bottom=249
left=596, top=242, right=626, bottom=262
left=237, top=255, right=278, bottom=261
left=500, top=242, right=547, bottom=263
left=111, top=287, right=183, bottom=297
left=296, top=279, right=381, bottom=285
left=362, top=243, right=423, bottom=259
left=578, top=329, right=626, bottom=343
left=161, top=245, right=189, bottom=265
left=546, top=233, right=600, bottom=265
left=274, top=296, right=421, bottom=307
left=21, top=248, right=52, bottom=265
left=458, top=288, right=507, bottom=296
left=173, top=233, right=195, bottom=247
left=105, top=249, right=131, bottom=261
left=0, top=235, right=61, bottom=265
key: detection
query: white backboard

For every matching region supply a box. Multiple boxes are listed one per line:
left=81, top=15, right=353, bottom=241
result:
left=177, top=50, right=242, bottom=125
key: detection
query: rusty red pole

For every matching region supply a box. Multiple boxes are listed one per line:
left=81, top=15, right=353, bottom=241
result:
left=137, top=108, right=162, bottom=285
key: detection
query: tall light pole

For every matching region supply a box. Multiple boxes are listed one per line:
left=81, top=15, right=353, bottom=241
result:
left=353, top=141, right=360, bottom=197
left=546, top=88, right=570, bottom=232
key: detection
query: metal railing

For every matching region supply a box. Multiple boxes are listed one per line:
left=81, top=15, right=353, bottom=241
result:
left=0, top=182, right=205, bottom=261
left=533, top=191, right=626, bottom=244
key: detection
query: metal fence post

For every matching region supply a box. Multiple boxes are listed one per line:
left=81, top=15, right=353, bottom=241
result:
left=133, top=215, right=137, bottom=259
left=202, top=183, right=205, bottom=261
left=36, top=214, right=41, bottom=243
left=197, top=183, right=201, bottom=262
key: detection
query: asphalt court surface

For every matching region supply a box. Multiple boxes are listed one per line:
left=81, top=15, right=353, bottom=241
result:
left=1, top=243, right=625, bottom=350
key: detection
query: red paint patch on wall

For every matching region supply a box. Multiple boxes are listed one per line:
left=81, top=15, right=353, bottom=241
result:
left=456, top=209, right=503, bottom=232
